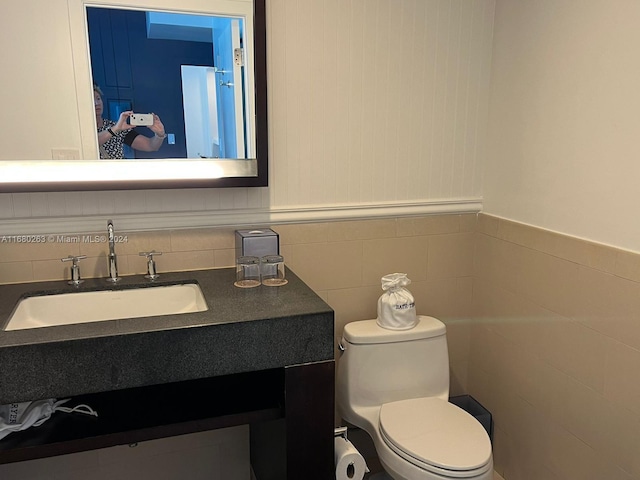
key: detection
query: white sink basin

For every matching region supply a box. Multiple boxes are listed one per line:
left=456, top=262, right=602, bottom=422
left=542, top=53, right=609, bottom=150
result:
left=5, top=283, right=208, bottom=331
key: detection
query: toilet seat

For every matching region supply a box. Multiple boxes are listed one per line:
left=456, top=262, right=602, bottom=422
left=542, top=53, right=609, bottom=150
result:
left=379, top=397, right=492, bottom=478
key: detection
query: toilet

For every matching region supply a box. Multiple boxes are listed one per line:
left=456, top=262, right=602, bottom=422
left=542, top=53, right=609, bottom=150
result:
left=337, top=315, right=493, bottom=480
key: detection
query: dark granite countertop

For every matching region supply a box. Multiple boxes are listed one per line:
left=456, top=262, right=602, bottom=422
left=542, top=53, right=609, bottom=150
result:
left=0, top=268, right=334, bottom=404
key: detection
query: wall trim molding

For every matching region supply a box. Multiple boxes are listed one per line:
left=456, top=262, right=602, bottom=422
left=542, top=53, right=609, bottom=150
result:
left=0, top=198, right=482, bottom=235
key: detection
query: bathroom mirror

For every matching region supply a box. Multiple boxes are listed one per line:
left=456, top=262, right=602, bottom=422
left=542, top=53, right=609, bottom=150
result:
left=0, top=0, right=267, bottom=192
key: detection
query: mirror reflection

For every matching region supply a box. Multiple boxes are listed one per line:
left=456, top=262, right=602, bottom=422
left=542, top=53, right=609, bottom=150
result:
left=88, top=6, right=254, bottom=160
left=0, top=0, right=268, bottom=191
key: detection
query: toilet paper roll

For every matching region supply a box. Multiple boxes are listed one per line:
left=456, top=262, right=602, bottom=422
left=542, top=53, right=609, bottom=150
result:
left=335, top=437, right=369, bottom=480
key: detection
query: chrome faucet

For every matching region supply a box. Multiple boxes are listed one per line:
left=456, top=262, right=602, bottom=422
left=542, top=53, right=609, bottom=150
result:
left=106, top=219, right=119, bottom=282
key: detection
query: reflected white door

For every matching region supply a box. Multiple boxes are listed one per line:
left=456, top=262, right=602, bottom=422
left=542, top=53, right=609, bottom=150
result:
left=213, top=19, right=245, bottom=158
left=181, top=65, right=219, bottom=158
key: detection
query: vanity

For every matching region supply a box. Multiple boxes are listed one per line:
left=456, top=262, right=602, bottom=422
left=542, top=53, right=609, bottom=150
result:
left=0, top=268, right=335, bottom=480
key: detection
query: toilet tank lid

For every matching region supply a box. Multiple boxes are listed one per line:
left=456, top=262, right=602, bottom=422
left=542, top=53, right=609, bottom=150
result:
left=343, top=316, right=446, bottom=344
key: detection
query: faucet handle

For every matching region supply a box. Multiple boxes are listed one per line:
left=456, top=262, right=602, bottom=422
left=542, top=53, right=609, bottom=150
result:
left=139, top=251, right=162, bottom=280
left=61, top=255, right=87, bottom=285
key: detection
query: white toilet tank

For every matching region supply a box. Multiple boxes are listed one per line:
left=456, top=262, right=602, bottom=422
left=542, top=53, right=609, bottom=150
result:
left=337, top=316, right=450, bottom=415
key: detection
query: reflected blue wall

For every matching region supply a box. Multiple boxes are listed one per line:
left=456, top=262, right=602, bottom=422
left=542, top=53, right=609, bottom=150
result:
left=87, top=7, right=215, bottom=159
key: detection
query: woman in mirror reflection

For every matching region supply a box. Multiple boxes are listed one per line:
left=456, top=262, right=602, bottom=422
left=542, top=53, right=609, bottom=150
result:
left=94, top=85, right=167, bottom=159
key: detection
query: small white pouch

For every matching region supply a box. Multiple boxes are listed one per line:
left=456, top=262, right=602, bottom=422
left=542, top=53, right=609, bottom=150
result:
left=0, top=399, right=98, bottom=441
left=376, top=273, right=418, bottom=330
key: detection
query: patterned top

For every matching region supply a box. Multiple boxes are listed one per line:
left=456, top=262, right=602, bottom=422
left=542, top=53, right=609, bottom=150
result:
left=98, top=119, right=139, bottom=159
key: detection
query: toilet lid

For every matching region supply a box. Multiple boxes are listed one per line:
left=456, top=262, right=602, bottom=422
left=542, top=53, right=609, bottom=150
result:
left=379, top=397, right=492, bottom=473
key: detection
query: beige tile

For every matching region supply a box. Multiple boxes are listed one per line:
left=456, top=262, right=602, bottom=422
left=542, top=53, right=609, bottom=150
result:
left=33, top=258, right=69, bottom=282
left=490, top=427, right=510, bottom=480
left=170, top=227, right=235, bottom=252
left=604, top=340, right=640, bottom=418
left=279, top=244, right=293, bottom=259
left=287, top=241, right=363, bottom=292
left=473, top=281, right=561, bottom=358
left=110, top=255, right=132, bottom=278
left=0, top=237, right=80, bottom=262
left=545, top=423, right=594, bottom=480
left=449, top=361, right=468, bottom=396
left=542, top=320, right=609, bottom=394
left=545, top=422, right=635, bottom=480
left=112, top=231, right=173, bottom=256
left=326, top=285, right=380, bottom=329
left=328, top=218, right=396, bottom=242
left=614, top=249, right=640, bottom=282
left=313, top=289, right=329, bottom=303
left=504, top=397, right=556, bottom=480
left=474, top=234, right=523, bottom=293
left=45, top=232, right=161, bottom=260
left=467, top=357, right=492, bottom=408
left=69, top=233, right=110, bottom=258
left=82, top=255, right=113, bottom=279
left=496, top=217, right=550, bottom=251
left=561, top=376, right=640, bottom=479
left=361, top=236, right=428, bottom=285
left=457, top=276, right=474, bottom=311
left=327, top=285, right=380, bottom=357
left=273, top=223, right=328, bottom=245
left=468, top=325, right=506, bottom=390
left=529, top=362, right=572, bottom=429
left=611, top=315, right=640, bottom=353
left=567, top=265, right=619, bottom=322
left=484, top=375, right=520, bottom=435
left=476, top=213, right=499, bottom=237
left=213, top=249, right=236, bottom=268
left=546, top=234, right=618, bottom=273
left=0, top=261, right=34, bottom=284
left=596, top=275, right=640, bottom=349
left=560, top=376, right=609, bottom=450
left=411, top=277, right=472, bottom=319
left=459, top=213, right=478, bottom=233
left=122, top=254, right=148, bottom=276
left=481, top=339, right=546, bottom=423
left=580, top=240, right=618, bottom=273
left=515, top=248, right=582, bottom=318
left=488, top=216, right=622, bottom=274
left=33, top=255, right=107, bottom=282
left=396, top=214, right=461, bottom=237
left=427, top=233, right=474, bottom=279
left=154, top=250, right=215, bottom=272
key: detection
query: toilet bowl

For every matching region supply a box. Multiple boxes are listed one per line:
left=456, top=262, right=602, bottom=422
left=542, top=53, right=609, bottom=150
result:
left=337, top=316, right=493, bottom=480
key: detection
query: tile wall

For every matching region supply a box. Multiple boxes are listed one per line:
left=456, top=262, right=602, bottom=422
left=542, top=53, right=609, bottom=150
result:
left=0, top=213, right=477, bottom=477
left=472, top=213, right=640, bottom=480
left=7, top=212, right=637, bottom=480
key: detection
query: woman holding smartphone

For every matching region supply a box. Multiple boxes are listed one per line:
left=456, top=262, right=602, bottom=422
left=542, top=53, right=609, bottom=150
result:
left=94, top=85, right=167, bottom=159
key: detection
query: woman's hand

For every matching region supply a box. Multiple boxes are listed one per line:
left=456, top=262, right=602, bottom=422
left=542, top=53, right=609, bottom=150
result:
left=129, top=113, right=167, bottom=152
left=148, top=113, right=166, bottom=137
left=113, top=111, right=135, bottom=133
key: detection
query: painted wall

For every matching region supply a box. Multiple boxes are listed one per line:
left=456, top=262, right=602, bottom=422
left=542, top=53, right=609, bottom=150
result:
left=0, top=0, right=494, bottom=229
left=484, top=0, right=640, bottom=253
